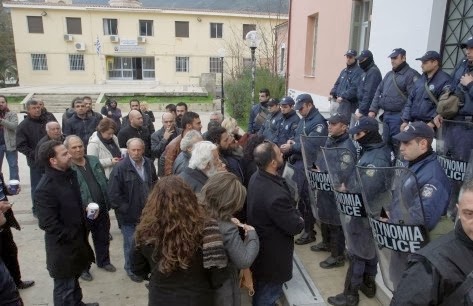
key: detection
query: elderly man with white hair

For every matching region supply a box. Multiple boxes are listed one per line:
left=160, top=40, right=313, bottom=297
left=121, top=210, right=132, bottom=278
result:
left=172, top=130, right=203, bottom=175
left=178, top=141, right=224, bottom=193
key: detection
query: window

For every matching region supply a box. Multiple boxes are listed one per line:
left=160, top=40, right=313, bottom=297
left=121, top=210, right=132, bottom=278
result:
left=210, top=23, right=223, bottom=38
left=209, top=57, right=222, bottom=73
left=139, top=20, right=153, bottom=36
left=305, top=13, right=319, bottom=76
left=69, top=54, right=85, bottom=71
left=349, top=0, right=372, bottom=51
left=176, top=57, right=189, bottom=72
left=103, top=18, right=118, bottom=35
left=31, top=54, right=48, bottom=70
left=242, top=24, right=256, bottom=39
left=66, top=17, right=82, bottom=34
left=27, top=16, right=43, bottom=33
left=175, top=21, right=189, bottom=37
left=279, top=46, right=286, bottom=72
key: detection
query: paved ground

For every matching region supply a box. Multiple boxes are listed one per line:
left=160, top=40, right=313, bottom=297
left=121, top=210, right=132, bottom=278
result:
left=5, top=111, right=385, bottom=306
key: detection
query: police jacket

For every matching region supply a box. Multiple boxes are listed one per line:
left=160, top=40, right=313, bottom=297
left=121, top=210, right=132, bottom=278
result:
left=63, top=113, right=100, bottom=147
left=370, top=63, right=420, bottom=114
left=330, top=62, right=363, bottom=106
left=357, top=141, right=392, bottom=194
left=259, top=110, right=282, bottom=143
left=276, top=110, right=300, bottom=146
left=108, top=156, right=157, bottom=225
left=248, top=103, right=269, bottom=134
left=391, top=222, right=473, bottom=305
left=450, top=58, right=473, bottom=117
left=407, top=151, right=451, bottom=230
left=291, top=107, right=327, bottom=158
left=357, top=62, right=382, bottom=116
left=401, top=69, right=451, bottom=123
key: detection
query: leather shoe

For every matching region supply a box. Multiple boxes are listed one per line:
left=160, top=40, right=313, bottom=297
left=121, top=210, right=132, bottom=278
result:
left=80, top=270, right=93, bottom=281
left=327, top=293, right=359, bottom=306
left=128, top=274, right=144, bottom=283
left=17, top=280, right=35, bottom=289
left=310, top=242, right=329, bottom=252
left=295, top=230, right=316, bottom=245
left=360, top=275, right=376, bottom=298
left=319, top=256, right=345, bottom=269
left=100, top=264, right=116, bottom=272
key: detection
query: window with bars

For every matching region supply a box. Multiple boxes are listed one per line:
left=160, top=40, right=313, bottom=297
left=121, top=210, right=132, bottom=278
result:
left=243, top=24, right=256, bottom=39
left=31, top=54, right=48, bottom=70
left=103, top=18, right=118, bottom=35
left=66, top=17, right=82, bottom=35
left=210, top=23, right=223, bottom=38
left=69, top=54, right=85, bottom=71
left=176, top=57, right=189, bottom=72
left=209, top=57, right=222, bottom=73
left=27, top=16, right=44, bottom=33
left=139, top=20, right=153, bottom=36
left=175, top=21, right=189, bottom=38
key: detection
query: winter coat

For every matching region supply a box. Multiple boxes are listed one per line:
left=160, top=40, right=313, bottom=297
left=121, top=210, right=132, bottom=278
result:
left=87, top=131, right=120, bottom=178
left=0, top=111, right=18, bottom=151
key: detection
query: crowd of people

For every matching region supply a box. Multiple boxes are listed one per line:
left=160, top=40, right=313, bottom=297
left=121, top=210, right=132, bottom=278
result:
left=1, top=39, right=473, bottom=306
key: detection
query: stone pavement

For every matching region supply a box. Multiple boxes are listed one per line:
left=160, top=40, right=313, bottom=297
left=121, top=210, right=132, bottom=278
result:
left=4, top=112, right=384, bottom=306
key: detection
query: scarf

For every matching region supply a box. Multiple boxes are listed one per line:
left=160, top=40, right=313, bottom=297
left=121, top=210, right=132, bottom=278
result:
left=357, top=130, right=383, bottom=146
left=97, top=132, right=121, bottom=158
left=202, top=218, right=228, bottom=269
left=359, top=56, right=374, bottom=71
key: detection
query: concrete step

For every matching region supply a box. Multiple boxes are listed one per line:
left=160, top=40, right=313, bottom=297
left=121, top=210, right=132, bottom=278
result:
left=33, top=94, right=101, bottom=113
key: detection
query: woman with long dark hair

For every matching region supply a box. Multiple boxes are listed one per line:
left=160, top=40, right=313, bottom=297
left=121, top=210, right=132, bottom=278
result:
left=132, top=176, right=228, bottom=306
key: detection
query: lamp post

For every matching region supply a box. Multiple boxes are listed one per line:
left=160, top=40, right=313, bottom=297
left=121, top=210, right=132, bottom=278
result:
left=217, top=48, right=226, bottom=117
left=245, top=30, right=260, bottom=105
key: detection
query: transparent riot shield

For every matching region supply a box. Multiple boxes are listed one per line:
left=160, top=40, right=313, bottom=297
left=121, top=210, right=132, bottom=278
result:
left=321, top=147, right=376, bottom=260
left=300, top=136, right=340, bottom=225
left=329, top=98, right=339, bottom=114
left=356, top=166, right=429, bottom=292
left=436, top=119, right=473, bottom=219
left=282, top=162, right=299, bottom=204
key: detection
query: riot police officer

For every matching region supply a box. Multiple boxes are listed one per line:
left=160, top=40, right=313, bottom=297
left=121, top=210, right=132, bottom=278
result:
left=369, top=48, right=420, bottom=154
left=248, top=88, right=271, bottom=134
left=329, top=49, right=363, bottom=118
left=276, top=96, right=300, bottom=147
left=401, top=51, right=451, bottom=130
left=258, top=98, right=282, bottom=143
left=354, top=50, right=382, bottom=118
left=327, top=116, right=391, bottom=306
left=281, top=93, right=327, bottom=245
left=311, top=113, right=355, bottom=269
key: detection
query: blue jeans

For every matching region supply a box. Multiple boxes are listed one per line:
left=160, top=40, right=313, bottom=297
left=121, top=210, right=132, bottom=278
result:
left=53, top=277, right=83, bottom=306
left=0, top=145, right=19, bottom=181
left=252, top=281, right=284, bottom=306
left=120, top=224, right=136, bottom=276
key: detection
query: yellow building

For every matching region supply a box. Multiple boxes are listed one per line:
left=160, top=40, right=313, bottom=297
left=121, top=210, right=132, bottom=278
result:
left=5, top=0, right=286, bottom=86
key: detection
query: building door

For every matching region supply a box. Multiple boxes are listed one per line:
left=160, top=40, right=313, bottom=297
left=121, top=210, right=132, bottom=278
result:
left=441, top=0, right=473, bottom=74
left=108, top=56, right=155, bottom=80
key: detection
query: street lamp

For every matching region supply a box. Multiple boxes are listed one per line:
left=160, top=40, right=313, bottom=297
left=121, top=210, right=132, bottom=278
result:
left=245, top=30, right=260, bottom=105
left=217, top=48, right=226, bottom=117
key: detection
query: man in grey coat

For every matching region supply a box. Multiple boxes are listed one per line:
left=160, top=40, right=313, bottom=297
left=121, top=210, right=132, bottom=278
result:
left=0, top=96, right=19, bottom=181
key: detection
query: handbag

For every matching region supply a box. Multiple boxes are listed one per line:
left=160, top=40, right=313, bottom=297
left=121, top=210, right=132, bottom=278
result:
left=424, top=82, right=461, bottom=119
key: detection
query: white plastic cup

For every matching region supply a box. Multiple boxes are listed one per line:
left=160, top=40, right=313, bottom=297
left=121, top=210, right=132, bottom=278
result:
left=120, top=148, right=128, bottom=159
left=87, top=202, right=100, bottom=220
left=8, top=180, right=20, bottom=194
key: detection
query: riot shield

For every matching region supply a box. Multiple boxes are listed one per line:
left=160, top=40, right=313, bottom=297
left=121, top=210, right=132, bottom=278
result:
left=300, top=136, right=340, bottom=225
left=356, top=166, right=429, bottom=292
left=436, top=119, right=473, bottom=219
left=282, top=162, right=299, bottom=204
left=321, top=147, right=376, bottom=260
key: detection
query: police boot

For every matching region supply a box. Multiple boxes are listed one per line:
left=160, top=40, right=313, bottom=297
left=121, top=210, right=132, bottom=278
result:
left=295, top=230, right=316, bottom=245
left=360, top=274, right=376, bottom=298
left=327, top=291, right=359, bottom=306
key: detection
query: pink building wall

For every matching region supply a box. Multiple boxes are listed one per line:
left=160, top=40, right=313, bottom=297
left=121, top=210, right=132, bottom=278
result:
left=287, top=0, right=353, bottom=107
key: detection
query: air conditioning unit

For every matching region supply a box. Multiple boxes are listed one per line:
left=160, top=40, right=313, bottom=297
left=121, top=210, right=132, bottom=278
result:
left=75, top=42, right=86, bottom=51
left=110, top=35, right=119, bottom=43
left=137, top=36, right=146, bottom=43
left=64, top=34, right=73, bottom=41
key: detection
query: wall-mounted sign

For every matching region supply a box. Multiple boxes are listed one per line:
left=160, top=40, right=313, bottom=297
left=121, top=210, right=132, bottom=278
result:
left=114, top=45, right=145, bottom=53
left=120, top=39, right=138, bottom=46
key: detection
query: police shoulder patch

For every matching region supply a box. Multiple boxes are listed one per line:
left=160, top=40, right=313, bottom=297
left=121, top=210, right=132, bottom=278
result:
left=365, top=164, right=376, bottom=177
left=315, top=124, right=325, bottom=134
left=429, top=84, right=435, bottom=91
left=285, top=124, right=289, bottom=130
left=421, top=184, right=437, bottom=198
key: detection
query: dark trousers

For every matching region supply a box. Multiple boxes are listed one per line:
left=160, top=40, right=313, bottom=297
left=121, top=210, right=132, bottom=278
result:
left=86, top=210, right=111, bottom=268
left=382, top=113, right=402, bottom=156
left=293, top=160, right=314, bottom=232
left=345, top=253, right=378, bottom=291
left=53, top=277, right=83, bottom=306
left=252, top=280, right=284, bottom=306
left=29, top=165, right=43, bottom=212
left=0, top=227, right=21, bottom=285
left=320, top=223, right=345, bottom=258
